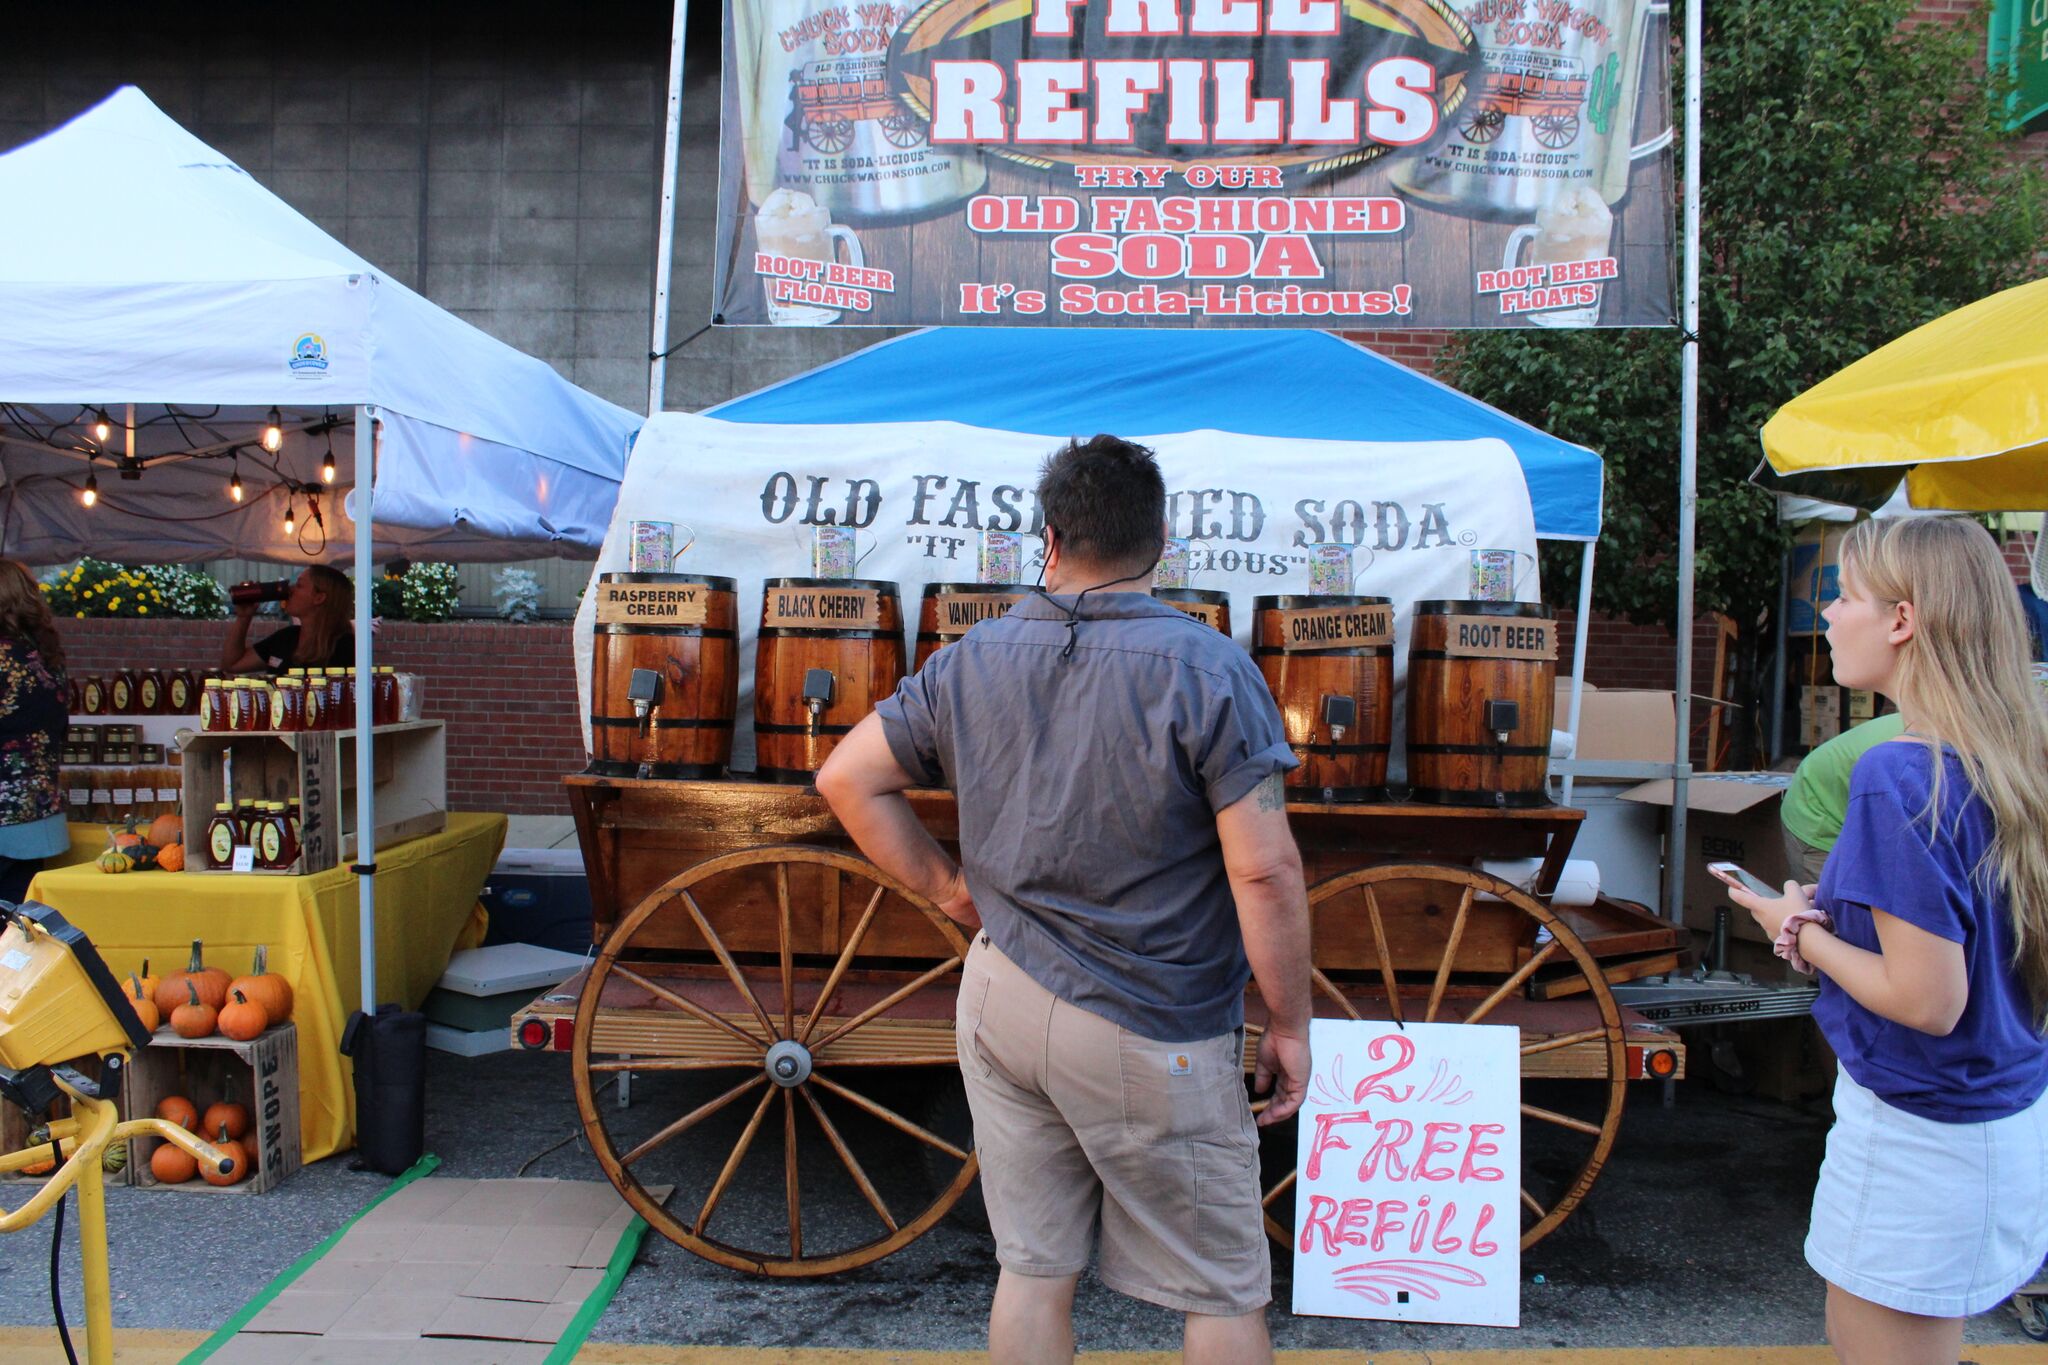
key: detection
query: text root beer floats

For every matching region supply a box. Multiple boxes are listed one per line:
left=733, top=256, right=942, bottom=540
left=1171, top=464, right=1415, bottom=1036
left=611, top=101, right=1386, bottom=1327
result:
left=587, top=527, right=1555, bottom=809
left=719, top=0, right=1672, bottom=328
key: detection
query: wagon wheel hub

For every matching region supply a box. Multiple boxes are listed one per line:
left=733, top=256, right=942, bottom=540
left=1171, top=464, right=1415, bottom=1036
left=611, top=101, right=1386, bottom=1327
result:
left=765, top=1039, right=812, bottom=1088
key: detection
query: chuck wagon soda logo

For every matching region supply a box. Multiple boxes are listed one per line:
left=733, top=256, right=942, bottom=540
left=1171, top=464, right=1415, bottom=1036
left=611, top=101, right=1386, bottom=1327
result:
left=288, top=333, right=329, bottom=379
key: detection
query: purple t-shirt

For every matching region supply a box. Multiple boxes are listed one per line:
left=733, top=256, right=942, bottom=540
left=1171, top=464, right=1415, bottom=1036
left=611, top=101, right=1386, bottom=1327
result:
left=1815, top=740, right=2048, bottom=1122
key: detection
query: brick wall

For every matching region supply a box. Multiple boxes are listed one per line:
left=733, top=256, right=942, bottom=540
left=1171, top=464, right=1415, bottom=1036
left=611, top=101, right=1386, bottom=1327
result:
left=57, top=619, right=585, bottom=817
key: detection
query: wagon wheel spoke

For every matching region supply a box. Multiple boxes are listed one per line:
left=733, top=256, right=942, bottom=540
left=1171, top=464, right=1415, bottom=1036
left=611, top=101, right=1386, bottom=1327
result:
left=694, top=1085, right=778, bottom=1237
left=1311, top=968, right=1363, bottom=1021
left=1520, top=1186, right=1546, bottom=1219
left=1423, top=886, right=1474, bottom=1024
left=808, top=955, right=963, bottom=1054
left=810, top=1073, right=969, bottom=1162
left=800, top=1086, right=898, bottom=1233
left=612, top=964, right=766, bottom=1053
left=1362, top=886, right=1404, bottom=1024
left=1262, top=1168, right=1297, bottom=1209
left=677, top=889, right=781, bottom=1042
left=799, top=882, right=888, bottom=1045
left=1462, top=938, right=1562, bottom=1025
left=619, top=1073, right=766, bottom=1168
left=778, top=864, right=795, bottom=1037
left=1522, top=1101, right=1605, bottom=1137
left=783, top=1090, right=802, bottom=1259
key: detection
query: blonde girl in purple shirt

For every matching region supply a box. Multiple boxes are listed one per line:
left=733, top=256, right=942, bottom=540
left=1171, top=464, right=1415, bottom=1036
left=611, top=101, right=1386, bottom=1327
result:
left=1726, top=516, right=2048, bottom=1364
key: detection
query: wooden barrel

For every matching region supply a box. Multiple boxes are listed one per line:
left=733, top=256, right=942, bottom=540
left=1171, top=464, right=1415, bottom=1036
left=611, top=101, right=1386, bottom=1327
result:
left=1252, top=595, right=1394, bottom=802
left=914, top=583, right=1027, bottom=670
left=588, top=573, right=739, bottom=779
left=1156, top=588, right=1231, bottom=635
left=755, top=577, right=906, bottom=782
left=1405, top=599, right=1557, bottom=807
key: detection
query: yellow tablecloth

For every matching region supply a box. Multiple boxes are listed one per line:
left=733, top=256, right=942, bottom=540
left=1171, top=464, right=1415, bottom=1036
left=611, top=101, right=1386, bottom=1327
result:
left=27, top=812, right=504, bottom=1164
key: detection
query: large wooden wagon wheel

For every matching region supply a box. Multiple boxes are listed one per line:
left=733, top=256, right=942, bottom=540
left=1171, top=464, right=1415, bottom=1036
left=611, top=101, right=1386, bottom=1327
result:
left=571, top=846, right=979, bottom=1276
left=1258, top=863, right=1626, bottom=1251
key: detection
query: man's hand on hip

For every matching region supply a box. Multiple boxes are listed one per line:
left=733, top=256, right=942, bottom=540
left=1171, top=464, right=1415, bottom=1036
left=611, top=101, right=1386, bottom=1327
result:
left=1253, top=1024, right=1310, bottom=1127
left=935, top=867, right=982, bottom=932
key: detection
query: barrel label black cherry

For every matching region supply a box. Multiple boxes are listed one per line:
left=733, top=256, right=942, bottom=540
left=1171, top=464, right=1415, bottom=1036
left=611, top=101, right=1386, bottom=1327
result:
left=755, top=578, right=905, bottom=783
left=762, top=586, right=880, bottom=630
left=1253, top=594, right=1392, bottom=803
left=914, top=584, right=1027, bottom=670
left=588, top=572, right=739, bottom=781
left=1406, top=599, right=1556, bottom=808
left=594, top=580, right=713, bottom=626
left=1278, top=602, right=1393, bottom=652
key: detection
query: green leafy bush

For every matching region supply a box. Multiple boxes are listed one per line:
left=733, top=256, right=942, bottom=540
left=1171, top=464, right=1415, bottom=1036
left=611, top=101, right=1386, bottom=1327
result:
left=396, top=562, right=461, bottom=623
left=40, top=561, right=169, bottom=619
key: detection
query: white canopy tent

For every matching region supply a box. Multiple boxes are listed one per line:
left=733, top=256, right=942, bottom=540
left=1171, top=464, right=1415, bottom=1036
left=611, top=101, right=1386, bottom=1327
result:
left=0, top=87, right=643, bottom=1015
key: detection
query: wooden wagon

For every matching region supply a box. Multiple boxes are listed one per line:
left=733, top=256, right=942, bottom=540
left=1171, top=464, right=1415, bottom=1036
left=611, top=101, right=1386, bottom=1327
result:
left=515, top=774, right=1686, bottom=1276
left=1461, top=70, right=1589, bottom=148
left=790, top=75, right=925, bottom=153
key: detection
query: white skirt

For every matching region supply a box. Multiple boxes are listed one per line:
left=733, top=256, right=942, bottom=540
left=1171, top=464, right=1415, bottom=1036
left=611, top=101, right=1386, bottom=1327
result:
left=1806, top=1065, right=2048, bottom=1317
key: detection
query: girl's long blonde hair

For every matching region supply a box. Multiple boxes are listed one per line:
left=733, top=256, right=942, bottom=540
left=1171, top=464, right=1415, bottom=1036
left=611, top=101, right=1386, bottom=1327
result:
left=1841, top=516, right=2048, bottom=1025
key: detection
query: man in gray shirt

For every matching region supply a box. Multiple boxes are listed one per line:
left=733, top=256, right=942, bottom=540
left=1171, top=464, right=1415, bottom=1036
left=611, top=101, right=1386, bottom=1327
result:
left=818, top=435, right=1312, bottom=1365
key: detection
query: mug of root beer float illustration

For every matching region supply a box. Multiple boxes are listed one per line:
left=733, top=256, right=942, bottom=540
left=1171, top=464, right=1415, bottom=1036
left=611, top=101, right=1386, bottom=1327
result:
left=1501, top=186, right=1615, bottom=327
left=755, top=188, right=866, bottom=325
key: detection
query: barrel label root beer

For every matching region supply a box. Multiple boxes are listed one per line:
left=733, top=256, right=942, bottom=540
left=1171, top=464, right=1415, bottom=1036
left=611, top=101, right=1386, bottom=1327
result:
left=1439, top=613, right=1556, bottom=661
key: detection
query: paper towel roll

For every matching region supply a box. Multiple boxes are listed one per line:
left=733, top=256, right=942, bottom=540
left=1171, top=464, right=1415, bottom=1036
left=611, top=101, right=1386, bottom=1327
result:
left=1478, top=857, right=1601, bottom=906
left=1550, top=729, right=1576, bottom=759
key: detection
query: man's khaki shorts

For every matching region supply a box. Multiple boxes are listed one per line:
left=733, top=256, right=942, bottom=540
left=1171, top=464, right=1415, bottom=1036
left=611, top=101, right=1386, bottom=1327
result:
left=956, top=934, right=1270, bottom=1316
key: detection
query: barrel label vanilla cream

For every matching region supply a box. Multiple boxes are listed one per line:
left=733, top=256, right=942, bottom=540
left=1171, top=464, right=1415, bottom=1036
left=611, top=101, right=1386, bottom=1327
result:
left=764, top=586, right=882, bottom=630
left=934, top=592, right=1019, bottom=633
left=1280, top=603, right=1393, bottom=652
left=1441, top=613, right=1555, bottom=660
left=595, top=583, right=712, bottom=626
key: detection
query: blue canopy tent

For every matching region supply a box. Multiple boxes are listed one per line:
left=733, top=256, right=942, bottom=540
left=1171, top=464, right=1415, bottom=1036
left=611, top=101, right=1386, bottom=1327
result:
left=708, top=328, right=1606, bottom=788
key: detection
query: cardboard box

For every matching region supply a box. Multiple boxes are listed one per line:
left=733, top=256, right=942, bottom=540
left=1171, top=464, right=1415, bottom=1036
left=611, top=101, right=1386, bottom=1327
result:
left=124, top=1025, right=301, bottom=1194
left=1787, top=521, right=1849, bottom=634
left=1619, top=773, right=1794, bottom=944
left=1553, top=685, right=1676, bottom=764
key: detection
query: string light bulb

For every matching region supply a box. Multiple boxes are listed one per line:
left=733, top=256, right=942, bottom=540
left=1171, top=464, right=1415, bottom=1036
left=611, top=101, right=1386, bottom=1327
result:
left=228, top=459, right=244, bottom=503
left=321, top=427, right=336, bottom=485
left=262, top=407, right=283, bottom=453
left=81, top=467, right=99, bottom=508
left=283, top=492, right=296, bottom=536
left=91, top=408, right=111, bottom=444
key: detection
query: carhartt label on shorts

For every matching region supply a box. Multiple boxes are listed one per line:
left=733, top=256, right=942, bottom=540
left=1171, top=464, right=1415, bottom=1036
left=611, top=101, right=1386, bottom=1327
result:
left=1168, top=1051, right=1193, bottom=1075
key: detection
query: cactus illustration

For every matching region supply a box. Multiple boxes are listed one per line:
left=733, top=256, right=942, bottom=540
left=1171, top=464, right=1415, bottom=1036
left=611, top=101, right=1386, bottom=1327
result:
left=1587, top=52, right=1622, bottom=135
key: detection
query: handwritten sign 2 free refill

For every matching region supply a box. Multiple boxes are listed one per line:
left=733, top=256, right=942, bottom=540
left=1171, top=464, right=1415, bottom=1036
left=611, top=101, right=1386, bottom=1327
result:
left=1292, top=1019, right=1521, bottom=1327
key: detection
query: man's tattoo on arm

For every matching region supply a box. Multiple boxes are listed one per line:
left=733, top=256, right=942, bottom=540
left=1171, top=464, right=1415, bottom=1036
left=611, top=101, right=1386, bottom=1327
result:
left=1255, top=773, right=1286, bottom=812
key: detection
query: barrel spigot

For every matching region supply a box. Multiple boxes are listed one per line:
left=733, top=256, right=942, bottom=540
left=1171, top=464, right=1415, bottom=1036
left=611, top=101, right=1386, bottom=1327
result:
left=1321, top=694, right=1355, bottom=746
left=802, top=668, right=836, bottom=736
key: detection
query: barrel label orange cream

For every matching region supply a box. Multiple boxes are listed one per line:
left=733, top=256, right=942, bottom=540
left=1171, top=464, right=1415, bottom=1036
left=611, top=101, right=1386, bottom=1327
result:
left=763, top=586, right=880, bottom=630
left=1440, top=614, right=1555, bottom=660
left=595, top=582, right=712, bottom=626
left=1279, top=603, right=1394, bottom=652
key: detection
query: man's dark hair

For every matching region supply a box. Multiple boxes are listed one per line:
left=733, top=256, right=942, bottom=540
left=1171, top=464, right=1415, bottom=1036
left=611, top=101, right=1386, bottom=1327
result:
left=1036, top=434, right=1166, bottom=576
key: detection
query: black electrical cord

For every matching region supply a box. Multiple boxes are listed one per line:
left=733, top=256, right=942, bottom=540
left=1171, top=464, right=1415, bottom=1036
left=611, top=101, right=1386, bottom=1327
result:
left=48, top=1138, right=78, bottom=1365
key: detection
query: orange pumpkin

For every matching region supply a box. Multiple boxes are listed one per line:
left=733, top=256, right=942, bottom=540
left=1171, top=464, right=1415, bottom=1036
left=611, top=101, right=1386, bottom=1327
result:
left=227, top=946, right=291, bottom=1024
left=154, top=842, right=185, bottom=873
left=155, top=1096, right=198, bottom=1131
left=155, top=941, right=229, bottom=1018
left=22, top=1126, right=56, bottom=1176
left=150, top=1141, right=197, bottom=1185
left=202, top=1099, right=250, bottom=1143
left=170, top=982, right=217, bottom=1039
left=218, top=989, right=267, bottom=1042
left=146, top=812, right=183, bottom=848
left=202, top=1123, right=247, bottom=1187
left=125, top=976, right=160, bottom=1033
left=127, top=960, right=157, bottom=1008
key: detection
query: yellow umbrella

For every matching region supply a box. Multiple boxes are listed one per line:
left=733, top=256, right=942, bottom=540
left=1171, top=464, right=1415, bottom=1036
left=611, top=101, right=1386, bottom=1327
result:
left=1759, top=274, right=2048, bottom=511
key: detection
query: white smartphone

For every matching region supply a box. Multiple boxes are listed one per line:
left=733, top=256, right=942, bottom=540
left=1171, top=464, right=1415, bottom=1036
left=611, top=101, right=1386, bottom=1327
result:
left=1707, top=861, right=1778, bottom=897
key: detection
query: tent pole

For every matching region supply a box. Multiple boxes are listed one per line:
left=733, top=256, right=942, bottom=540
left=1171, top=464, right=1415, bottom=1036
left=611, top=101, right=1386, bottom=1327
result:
left=354, top=405, right=379, bottom=1014
left=1668, top=0, right=1704, bottom=923
left=647, top=0, right=691, bottom=417
left=1561, top=540, right=1595, bottom=809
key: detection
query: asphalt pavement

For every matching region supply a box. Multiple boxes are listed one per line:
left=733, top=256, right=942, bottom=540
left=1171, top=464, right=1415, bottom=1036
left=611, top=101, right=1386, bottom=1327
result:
left=0, top=1048, right=2039, bottom=1354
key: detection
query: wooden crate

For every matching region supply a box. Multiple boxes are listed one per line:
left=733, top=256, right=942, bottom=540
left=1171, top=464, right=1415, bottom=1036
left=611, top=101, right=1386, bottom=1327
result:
left=180, top=721, right=446, bottom=875
left=122, top=1025, right=301, bottom=1194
